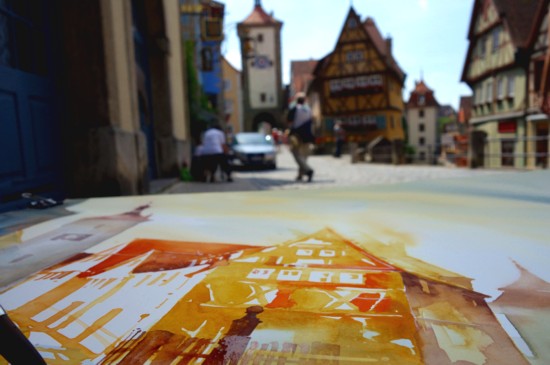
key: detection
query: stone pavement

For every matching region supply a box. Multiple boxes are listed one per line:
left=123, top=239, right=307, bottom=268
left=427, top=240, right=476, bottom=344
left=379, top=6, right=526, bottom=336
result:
left=161, top=145, right=510, bottom=194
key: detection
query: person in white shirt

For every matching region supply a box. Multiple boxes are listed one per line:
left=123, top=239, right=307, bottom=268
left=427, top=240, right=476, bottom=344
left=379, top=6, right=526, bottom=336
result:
left=201, top=123, right=232, bottom=182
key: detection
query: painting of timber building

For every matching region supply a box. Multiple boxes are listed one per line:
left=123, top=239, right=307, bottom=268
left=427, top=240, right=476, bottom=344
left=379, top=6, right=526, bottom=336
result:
left=1, top=228, right=544, bottom=364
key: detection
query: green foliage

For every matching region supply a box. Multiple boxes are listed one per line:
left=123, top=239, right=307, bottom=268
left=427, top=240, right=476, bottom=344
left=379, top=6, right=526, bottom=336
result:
left=437, top=116, right=456, bottom=134
left=184, top=41, right=216, bottom=143
left=405, top=144, right=416, bottom=156
left=401, top=116, right=409, bottom=141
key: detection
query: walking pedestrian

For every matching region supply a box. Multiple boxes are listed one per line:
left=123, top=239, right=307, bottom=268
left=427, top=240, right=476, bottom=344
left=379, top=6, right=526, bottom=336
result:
left=201, top=122, right=233, bottom=182
left=286, top=92, right=315, bottom=182
left=333, top=120, right=346, bottom=158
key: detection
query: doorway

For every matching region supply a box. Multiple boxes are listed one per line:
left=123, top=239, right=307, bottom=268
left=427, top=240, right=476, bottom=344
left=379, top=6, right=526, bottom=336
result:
left=0, top=0, right=64, bottom=212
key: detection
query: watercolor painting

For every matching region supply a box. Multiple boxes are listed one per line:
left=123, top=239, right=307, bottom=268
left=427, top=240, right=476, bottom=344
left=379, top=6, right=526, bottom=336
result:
left=0, top=171, right=549, bottom=364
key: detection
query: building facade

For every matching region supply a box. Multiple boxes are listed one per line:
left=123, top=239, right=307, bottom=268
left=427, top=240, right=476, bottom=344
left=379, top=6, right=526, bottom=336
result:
left=237, top=0, right=284, bottom=132
left=289, top=60, right=318, bottom=98
left=0, top=0, right=191, bottom=212
left=406, top=80, right=440, bottom=164
left=310, top=7, right=406, bottom=163
left=453, top=96, right=473, bottom=167
left=199, top=1, right=225, bottom=121
left=526, top=0, right=550, bottom=168
left=461, top=0, right=543, bottom=168
left=221, top=56, right=244, bottom=135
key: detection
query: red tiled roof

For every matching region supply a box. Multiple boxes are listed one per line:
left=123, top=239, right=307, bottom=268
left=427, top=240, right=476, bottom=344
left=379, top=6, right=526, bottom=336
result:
left=407, top=80, right=440, bottom=108
left=241, top=4, right=282, bottom=26
left=462, top=0, right=544, bottom=83
left=493, top=0, right=543, bottom=48
left=363, top=17, right=405, bottom=81
left=290, top=60, right=318, bottom=95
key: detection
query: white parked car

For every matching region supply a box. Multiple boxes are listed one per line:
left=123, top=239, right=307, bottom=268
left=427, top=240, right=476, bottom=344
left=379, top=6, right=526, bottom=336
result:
left=230, top=132, right=277, bottom=169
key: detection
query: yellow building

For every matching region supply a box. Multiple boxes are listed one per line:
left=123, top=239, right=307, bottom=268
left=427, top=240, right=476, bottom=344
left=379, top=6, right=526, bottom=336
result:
left=310, top=7, right=406, bottom=163
left=221, top=57, right=244, bottom=135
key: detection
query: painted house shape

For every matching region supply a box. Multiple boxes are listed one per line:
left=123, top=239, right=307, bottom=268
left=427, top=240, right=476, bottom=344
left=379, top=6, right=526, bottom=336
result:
left=0, top=239, right=255, bottom=363
left=111, top=229, right=527, bottom=364
left=489, top=262, right=550, bottom=364
left=0, top=229, right=532, bottom=364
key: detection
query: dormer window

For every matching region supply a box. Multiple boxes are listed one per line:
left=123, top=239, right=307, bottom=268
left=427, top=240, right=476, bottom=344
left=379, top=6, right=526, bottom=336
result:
left=348, top=18, right=357, bottom=28
left=418, top=95, right=425, bottom=105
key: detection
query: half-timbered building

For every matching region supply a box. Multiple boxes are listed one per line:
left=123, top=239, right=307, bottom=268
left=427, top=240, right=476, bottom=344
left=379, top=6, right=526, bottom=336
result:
left=310, top=7, right=406, bottom=163
left=461, top=0, right=543, bottom=168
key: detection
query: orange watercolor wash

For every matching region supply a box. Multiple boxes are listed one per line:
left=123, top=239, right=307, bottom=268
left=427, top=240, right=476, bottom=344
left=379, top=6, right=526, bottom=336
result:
left=0, top=228, right=535, bottom=364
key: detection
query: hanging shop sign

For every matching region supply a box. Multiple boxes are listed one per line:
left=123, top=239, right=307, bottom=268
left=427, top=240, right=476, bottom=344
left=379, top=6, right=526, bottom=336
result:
left=251, top=55, right=273, bottom=69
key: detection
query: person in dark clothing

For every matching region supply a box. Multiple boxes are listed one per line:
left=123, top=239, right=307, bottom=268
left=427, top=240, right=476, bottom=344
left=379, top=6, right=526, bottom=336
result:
left=286, top=92, right=315, bottom=182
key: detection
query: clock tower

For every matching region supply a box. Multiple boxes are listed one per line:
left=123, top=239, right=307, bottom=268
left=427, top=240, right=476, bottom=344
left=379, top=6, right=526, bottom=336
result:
left=237, top=0, right=284, bottom=131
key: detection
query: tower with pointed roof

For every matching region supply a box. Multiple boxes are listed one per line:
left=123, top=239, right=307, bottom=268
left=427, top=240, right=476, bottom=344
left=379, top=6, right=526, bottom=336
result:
left=406, top=79, right=440, bottom=163
left=237, top=0, right=284, bottom=131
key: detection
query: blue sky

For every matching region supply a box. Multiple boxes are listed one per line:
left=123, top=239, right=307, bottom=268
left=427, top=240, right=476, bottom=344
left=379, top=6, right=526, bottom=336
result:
left=220, top=0, right=475, bottom=110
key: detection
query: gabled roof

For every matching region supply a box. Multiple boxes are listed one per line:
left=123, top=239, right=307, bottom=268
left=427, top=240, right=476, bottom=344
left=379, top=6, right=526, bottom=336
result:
left=462, top=0, right=544, bottom=83
left=363, top=17, right=406, bottom=81
left=222, top=56, right=241, bottom=74
left=526, top=0, right=550, bottom=48
left=493, top=0, right=543, bottom=48
left=407, top=80, right=440, bottom=108
left=79, top=239, right=257, bottom=277
left=312, top=7, right=405, bottom=83
left=240, top=1, right=282, bottom=27
left=492, top=261, right=550, bottom=308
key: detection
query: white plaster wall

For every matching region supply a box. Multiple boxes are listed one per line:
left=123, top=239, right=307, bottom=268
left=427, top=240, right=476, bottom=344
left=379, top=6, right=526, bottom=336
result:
left=247, top=27, right=279, bottom=109
left=407, top=106, right=438, bottom=161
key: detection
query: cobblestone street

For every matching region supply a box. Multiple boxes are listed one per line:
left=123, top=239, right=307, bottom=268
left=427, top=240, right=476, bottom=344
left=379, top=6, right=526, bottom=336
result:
left=163, top=145, right=510, bottom=194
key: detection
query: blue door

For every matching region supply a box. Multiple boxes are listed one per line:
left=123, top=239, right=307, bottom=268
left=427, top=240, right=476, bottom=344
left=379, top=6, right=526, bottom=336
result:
left=0, top=0, right=63, bottom=212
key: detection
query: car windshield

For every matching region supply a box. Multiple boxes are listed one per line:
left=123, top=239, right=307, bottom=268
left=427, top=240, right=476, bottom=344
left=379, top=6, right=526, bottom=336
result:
left=235, top=133, right=273, bottom=145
